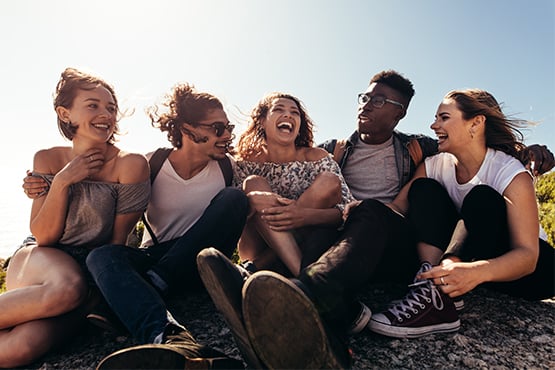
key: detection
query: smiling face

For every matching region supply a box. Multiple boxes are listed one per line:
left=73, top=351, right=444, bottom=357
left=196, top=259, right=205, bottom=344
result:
left=56, top=85, right=117, bottom=144
left=430, top=98, right=474, bottom=153
left=357, top=82, right=407, bottom=144
left=188, top=108, right=233, bottom=160
left=263, top=97, right=302, bottom=145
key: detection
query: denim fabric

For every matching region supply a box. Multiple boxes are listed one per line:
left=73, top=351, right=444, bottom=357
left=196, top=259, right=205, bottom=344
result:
left=86, top=187, right=248, bottom=343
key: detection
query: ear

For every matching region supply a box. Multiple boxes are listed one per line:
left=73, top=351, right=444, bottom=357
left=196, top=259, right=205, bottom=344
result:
left=471, top=114, right=486, bottom=131
left=55, top=106, right=70, bottom=123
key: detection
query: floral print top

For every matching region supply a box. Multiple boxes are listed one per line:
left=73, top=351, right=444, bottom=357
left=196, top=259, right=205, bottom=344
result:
left=233, top=154, right=355, bottom=211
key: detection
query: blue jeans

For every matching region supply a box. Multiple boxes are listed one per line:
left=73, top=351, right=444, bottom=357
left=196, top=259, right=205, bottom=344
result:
left=86, top=187, right=248, bottom=343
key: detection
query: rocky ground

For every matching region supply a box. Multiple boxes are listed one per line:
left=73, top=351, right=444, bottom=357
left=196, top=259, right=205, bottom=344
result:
left=16, top=282, right=555, bottom=370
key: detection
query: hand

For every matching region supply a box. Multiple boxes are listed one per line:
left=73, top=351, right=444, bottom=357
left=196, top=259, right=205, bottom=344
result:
left=246, top=191, right=281, bottom=217
left=261, top=197, right=305, bottom=231
left=343, top=200, right=362, bottom=221
left=418, top=259, right=485, bottom=297
left=54, top=149, right=106, bottom=186
left=23, top=170, right=49, bottom=199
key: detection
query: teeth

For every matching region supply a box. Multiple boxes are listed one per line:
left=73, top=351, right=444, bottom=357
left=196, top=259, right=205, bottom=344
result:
left=93, top=123, right=110, bottom=129
left=277, top=122, right=293, bottom=130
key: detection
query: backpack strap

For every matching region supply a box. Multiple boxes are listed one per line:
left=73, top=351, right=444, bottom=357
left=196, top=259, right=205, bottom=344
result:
left=407, top=139, right=424, bottom=167
left=217, top=155, right=233, bottom=186
left=142, top=148, right=172, bottom=245
left=332, top=139, right=348, bottom=164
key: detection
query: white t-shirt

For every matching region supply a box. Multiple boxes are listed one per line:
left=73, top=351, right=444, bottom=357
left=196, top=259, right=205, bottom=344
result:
left=425, top=148, right=528, bottom=211
left=141, top=154, right=226, bottom=246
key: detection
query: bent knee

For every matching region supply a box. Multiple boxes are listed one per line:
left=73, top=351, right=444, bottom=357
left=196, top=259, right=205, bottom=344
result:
left=42, top=274, right=87, bottom=313
left=243, top=175, right=270, bottom=192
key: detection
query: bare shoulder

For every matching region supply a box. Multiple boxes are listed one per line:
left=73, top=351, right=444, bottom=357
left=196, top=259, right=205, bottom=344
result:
left=33, top=146, right=71, bottom=173
left=303, top=147, right=329, bottom=161
left=116, top=150, right=149, bottom=183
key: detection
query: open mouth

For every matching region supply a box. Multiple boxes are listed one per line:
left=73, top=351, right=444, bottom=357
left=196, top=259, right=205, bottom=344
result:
left=277, top=122, right=294, bottom=133
left=92, top=123, right=111, bottom=131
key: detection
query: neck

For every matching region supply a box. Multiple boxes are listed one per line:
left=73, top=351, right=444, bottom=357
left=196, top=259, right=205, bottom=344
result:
left=359, top=133, right=392, bottom=145
left=453, top=146, right=488, bottom=183
left=171, top=146, right=211, bottom=180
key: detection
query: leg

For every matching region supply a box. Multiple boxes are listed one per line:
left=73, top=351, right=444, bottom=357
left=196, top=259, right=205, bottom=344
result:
left=149, top=187, right=249, bottom=291
left=300, top=199, right=417, bottom=334
left=2, top=245, right=87, bottom=329
left=407, top=178, right=460, bottom=264
left=296, top=171, right=342, bottom=209
left=86, top=245, right=171, bottom=344
left=0, top=310, right=84, bottom=368
left=242, top=175, right=302, bottom=276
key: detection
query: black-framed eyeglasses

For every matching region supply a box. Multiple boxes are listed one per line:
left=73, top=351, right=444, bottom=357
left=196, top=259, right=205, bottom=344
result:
left=192, top=122, right=235, bottom=137
left=357, top=93, right=404, bottom=109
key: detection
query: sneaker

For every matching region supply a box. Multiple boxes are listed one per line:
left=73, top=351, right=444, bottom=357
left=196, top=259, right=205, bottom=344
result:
left=348, top=301, right=372, bottom=335
left=96, top=325, right=244, bottom=369
left=368, top=262, right=460, bottom=339
left=453, top=297, right=465, bottom=311
left=197, top=247, right=264, bottom=369
left=242, top=271, right=351, bottom=369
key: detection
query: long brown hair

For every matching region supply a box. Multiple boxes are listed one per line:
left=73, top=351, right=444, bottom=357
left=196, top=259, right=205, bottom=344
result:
left=236, top=92, right=314, bottom=160
left=445, top=89, right=528, bottom=160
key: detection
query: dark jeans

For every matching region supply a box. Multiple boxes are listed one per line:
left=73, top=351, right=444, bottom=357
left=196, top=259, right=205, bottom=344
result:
left=299, top=199, right=420, bottom=333
left=86, top=187, right=248, bottom=343
left=409, top=178, right=554, bottom=301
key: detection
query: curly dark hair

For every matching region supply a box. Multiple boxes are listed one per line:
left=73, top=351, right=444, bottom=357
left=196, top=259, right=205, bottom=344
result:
left=370, top=70, right=415, bottom=104
left=53, top=67, right=120, bottom=143
left=236, top=92, right=314, bottom=160
left=148, top=83, right=224, bottom=148
left=445, top=89, right=528, bottom=160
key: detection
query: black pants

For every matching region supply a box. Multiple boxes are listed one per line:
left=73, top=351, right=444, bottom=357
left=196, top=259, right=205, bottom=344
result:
left=408, top=178, right=554, bottom=301
left=299, top=199, right=419, bottom=333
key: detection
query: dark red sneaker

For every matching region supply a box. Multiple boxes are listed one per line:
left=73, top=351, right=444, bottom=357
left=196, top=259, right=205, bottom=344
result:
left=368, top=262, right=460, bottom=338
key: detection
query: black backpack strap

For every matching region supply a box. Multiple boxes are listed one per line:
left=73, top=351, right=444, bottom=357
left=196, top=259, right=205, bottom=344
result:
left=142, top=148, right=172, bottom=245
left=217, top=155, right=233, bottom=186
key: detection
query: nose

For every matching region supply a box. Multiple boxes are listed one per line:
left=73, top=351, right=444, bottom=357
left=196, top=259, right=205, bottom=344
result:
left=430, top=120, right=438, bottom=130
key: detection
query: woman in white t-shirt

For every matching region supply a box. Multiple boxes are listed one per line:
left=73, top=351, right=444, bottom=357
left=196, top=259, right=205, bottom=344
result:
left=369, top=89, right=554, bottom=339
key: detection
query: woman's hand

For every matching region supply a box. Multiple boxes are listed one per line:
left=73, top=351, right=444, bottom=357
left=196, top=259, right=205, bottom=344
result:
left=261, top=197, right=305, bottom=231
left=418, top=259, right=488, bottom=297
left=54, top=149, right=106, bottom=186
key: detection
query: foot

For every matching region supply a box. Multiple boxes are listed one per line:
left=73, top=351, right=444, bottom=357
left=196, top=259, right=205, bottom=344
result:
left=368, top=262, right=460, bottom=338
left=242, top=271, right=351, bottom=369
left=348, top=301, right=372, bottom=335
left=97, top=325, right=244, bottom=369
left=197, top=247, right=264, bottom=369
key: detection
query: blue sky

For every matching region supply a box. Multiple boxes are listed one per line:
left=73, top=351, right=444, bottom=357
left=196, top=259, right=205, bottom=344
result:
left=0, top=0, right=553, bottom=256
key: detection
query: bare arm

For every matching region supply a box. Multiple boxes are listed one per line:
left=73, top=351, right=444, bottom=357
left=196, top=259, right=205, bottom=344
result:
left=421, top=172, right=539, bottom=296
left=109, top=153, right=150, bottom=245
left=387, top=163, right=428, bottom=216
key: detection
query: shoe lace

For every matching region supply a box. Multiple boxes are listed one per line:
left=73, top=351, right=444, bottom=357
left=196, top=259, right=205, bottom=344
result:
left=386, top=262, right=444, bottom=321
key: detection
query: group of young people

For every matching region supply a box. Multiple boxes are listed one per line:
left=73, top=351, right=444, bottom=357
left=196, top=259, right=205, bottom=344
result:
left=2, top=67, right=553, bottom=369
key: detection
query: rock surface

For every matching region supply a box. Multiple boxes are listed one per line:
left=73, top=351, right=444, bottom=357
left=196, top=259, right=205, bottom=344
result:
left=22, top=284, right=555, bottom=369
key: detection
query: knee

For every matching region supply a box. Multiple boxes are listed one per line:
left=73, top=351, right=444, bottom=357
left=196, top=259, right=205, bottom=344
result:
left=312, top=172, right=342, bottom=205
left=243, top=175, right=269, bottom=192
left=408, top=178, right=443, bottom=199
left=462, top=185, right=505, bottom=217
left=86, top=244, right=121, bottom=274
left=215, top=187, right=249, bottom=217
left=42, top=272, right=87, bottom=313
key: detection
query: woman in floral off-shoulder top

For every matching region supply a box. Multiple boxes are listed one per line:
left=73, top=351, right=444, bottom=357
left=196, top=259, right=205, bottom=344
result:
left=234, top=92, right=354, bottom=277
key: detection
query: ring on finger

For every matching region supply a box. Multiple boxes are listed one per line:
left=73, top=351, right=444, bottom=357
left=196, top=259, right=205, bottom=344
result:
left=440, top=276, right=447, bottom=285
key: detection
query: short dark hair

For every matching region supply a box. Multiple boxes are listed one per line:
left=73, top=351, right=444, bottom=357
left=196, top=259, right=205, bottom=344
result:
left=370, top=70, right=415, bottom=103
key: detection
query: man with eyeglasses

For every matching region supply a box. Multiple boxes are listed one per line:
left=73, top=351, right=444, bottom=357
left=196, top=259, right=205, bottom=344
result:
left=219, top=70, right=440, bottom=369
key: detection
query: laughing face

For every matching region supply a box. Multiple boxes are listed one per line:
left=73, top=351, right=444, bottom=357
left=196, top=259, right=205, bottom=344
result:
left=60, top=86, right=117, bottom=143
left=431, top=98, right=473, bottom=153
left=263, top=97, right=301, bottom=145
left=191, top=108, right=233, bottom=160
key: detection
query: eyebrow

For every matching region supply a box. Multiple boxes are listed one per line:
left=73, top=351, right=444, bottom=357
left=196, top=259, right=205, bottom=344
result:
left=83, top=97, right=116, bottom=105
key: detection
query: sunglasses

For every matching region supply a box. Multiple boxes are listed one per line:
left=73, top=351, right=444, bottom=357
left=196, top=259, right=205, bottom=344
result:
left=191, top=122, right=235, bottom=137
